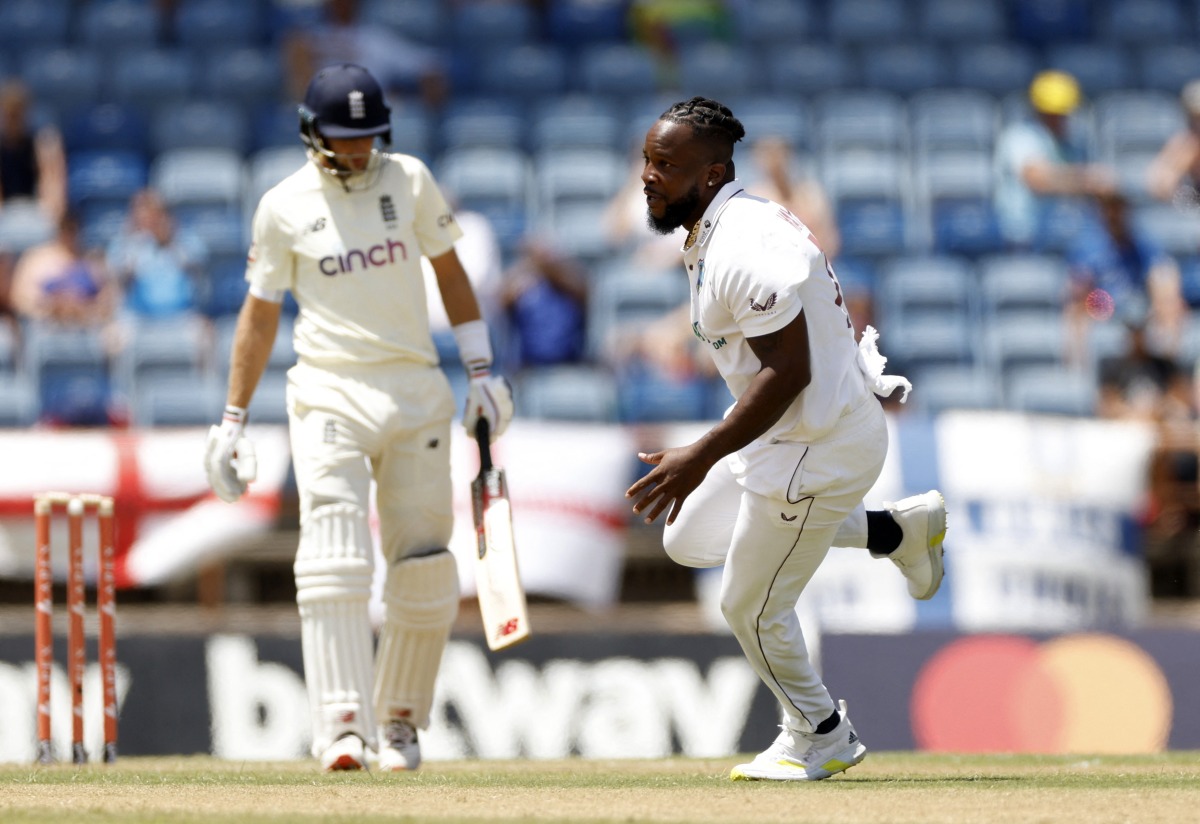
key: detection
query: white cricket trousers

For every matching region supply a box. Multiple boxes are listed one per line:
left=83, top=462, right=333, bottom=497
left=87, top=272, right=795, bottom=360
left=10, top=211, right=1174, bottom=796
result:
left=663, top=398, right=888, bottom=733
left=286, top=360, right=457, bottom=563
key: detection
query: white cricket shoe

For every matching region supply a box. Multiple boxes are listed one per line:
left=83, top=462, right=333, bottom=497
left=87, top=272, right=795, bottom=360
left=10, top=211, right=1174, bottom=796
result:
left=881, top=490, right=946, bottom=600
left=731, top=700, right=867, bottom=782
left=320, top=733, right=367, bottom=772
left=378, top=720, right=421, bottom=772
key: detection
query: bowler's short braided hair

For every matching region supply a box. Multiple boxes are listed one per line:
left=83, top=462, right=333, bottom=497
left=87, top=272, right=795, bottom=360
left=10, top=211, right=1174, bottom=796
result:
left=659, top=97, right=746, bottom=164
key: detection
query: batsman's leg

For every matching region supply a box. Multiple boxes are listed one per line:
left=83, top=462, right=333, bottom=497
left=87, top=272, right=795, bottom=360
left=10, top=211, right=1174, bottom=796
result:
left=294, top=502, right=377, bottom=769
left=373, top=550, right=459, bottom=771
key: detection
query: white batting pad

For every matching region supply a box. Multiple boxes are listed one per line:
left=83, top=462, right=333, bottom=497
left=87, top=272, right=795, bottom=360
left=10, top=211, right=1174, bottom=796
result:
left=294, top=502, right=377, bottom=755
left=374, top=550, right=459, bottom=730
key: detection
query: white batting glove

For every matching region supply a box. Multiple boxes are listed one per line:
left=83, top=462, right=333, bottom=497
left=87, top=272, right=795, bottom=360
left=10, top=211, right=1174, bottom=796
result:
left=464, top=373, right=514, bottom=443
left=204, top=406, right=258, bottom=503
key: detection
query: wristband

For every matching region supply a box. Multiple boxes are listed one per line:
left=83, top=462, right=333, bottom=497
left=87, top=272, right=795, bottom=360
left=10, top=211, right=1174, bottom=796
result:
left=451, top=319, right=493, bottom=377
left=223, top=405, right=248, bottom=424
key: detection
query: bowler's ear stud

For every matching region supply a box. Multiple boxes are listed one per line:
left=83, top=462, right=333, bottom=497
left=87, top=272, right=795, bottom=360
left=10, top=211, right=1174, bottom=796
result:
left=708, top=181, right=714, bottom=187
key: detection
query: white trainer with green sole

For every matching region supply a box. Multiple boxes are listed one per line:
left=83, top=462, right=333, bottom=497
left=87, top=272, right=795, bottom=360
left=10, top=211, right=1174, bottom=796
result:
left=731, top=699, right=867, bottom=781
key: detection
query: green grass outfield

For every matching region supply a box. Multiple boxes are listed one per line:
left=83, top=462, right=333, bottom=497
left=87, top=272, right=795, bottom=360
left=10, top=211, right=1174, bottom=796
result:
left=3, top=752, right=1199, bottom=824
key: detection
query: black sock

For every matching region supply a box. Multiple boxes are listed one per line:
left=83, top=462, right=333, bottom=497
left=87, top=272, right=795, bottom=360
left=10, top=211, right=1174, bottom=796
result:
left=866, top=510, right=903, bottom=555
left=814, top=709, right=840, bottom=735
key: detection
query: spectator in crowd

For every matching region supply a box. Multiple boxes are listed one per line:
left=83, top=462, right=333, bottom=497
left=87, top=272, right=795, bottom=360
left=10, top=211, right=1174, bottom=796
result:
left=994, top=70, right=1117, bottom=250
left=1146, top=78, right=1200, bottom=207
left=0, top=79, right=66, bottom=222
left=1096, top=305, right=1192, bottom=424
left=629, top=0, right=732, bottom=85
left=1065, top=191, right=1187, bottom=365
left=105, top=189, right=208, bottom=321
left=500, top=235, right=588, bottom=370
left=282, top=0, right=450, bottom=110
left=11, top=210, right=117, bottom=331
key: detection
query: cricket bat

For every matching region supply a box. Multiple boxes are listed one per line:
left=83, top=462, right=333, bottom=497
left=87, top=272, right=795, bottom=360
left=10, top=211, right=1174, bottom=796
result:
left=470, top=418, right=531, bottom=651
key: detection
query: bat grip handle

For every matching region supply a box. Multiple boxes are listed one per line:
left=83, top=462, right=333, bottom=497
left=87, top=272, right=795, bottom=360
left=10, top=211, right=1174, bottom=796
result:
left=475, top=417, right=492, bottom=470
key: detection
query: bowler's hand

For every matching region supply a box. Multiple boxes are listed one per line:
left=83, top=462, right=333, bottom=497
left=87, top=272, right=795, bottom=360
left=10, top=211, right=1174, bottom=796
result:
left=625, top=444, right=714, bottom=526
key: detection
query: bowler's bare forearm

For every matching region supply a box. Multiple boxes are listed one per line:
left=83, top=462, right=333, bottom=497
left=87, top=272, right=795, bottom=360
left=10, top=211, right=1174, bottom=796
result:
left=227, top=295, right=282, bottom=409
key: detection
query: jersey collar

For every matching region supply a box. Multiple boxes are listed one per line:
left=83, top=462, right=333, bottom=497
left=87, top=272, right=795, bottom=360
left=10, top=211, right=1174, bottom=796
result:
left=682, top=180, right=744, bottom=254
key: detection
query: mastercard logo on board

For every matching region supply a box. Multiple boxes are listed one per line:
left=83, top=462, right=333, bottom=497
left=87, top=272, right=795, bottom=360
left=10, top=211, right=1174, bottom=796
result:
left=911, top=633, right=1172, bottom=753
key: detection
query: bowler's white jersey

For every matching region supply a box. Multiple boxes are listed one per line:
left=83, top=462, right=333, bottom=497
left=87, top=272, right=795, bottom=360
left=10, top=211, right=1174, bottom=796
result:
left=682, top=183, right=871, bottom=444
left=247, top=153, right=463, bottom=368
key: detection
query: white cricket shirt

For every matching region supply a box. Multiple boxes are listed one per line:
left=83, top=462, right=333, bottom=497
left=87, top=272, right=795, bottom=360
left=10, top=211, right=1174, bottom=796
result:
left=246, top=153, right=463, bottom=368
left=682, top=182, right=872, bottom=444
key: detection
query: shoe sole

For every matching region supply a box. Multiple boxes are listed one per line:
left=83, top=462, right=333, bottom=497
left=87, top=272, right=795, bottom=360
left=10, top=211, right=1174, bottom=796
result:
left=730, top=742, right=867, bottom=782
left=916, top=491, right=947, bottom=601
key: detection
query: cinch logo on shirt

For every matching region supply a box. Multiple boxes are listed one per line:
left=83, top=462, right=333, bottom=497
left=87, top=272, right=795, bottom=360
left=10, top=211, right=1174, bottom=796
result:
left=319, top=238, right=409, bottom=275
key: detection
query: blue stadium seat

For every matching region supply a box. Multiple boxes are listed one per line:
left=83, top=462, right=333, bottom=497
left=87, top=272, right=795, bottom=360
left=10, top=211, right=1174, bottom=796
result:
left=438, top=97, right=528, bottom=151
left=1010, top=0, right=1091, bottom=43
left=529, top=95, right=624, bottom=152
left=1037, top=198, right=1094, bottom=253
left=133, top=374, right=225, bottom=427
left=676, top=42, right=760, bottom=99
left=880, top=311, right=979, bottom=377
left=150, top=148, right=245, bottom=211
left=618, top=368, right=710, bottom=424
left=202, top=255, right=249, bottom=318
left=0, top=375, right=38, bottom=427
left=910, top=89, right=1000, bottom=153
left=1137, top=44, right=1200, bottom=93
left=253, top=103, right=304, bottom=152
left=151, top=100, right=250, bottom=154
left=828, top=0, right=910, bottom=43
left=983, top=311, right=1068, bottom=380
left=68, top=150, right=147, bottom=212
left=767, top=44, right=858, bottom=93
left=1099, top=0, right=1186, bottom=45
left=1135, top=203, right=1200, bottom=257
left=546, top=0, right=627, bottom=46
left=978, top=254, right=1069, bottom=315
left=516, top=366, right=620, bottom=423
left=359, top=0, right=448, bottom=45
left=862, top=44, right=952, bottom=97
left=451, top=1, right=537, bottom=49
left=23, top=324, right=113, bottom=426
left=245, top=146, right=308, bottom=215
left=200, top=48, right=283, bottom=107
left=1045, top=44, right=1135, bottom=96
left=1094, top=91, right=1185, bottom=161
left=109, top=48, right=196, bottom=112
left=174, top=0, right=265, bottom=49
left=918, top=0, right=1007, bottom=42
left=0, top=202, right=54, bottom=254
left=535, top=147, right=625, bottom=213
left=1006, top=365, right=1098, bottom=417
left=916, top=150, right=1003, bottom=255
left=436, top=147, right=534, bottom=253
left=576, top=44, right=660, bottom=97
left=542, top=200, right=617, bottom=264
left=586, top=272, right=689, bottom=361
left=823, top=149, right=911, bottom=255
left=178, top=207, right=244, bottom=257
left=911, top=364, right=1003, bottom=413
left=951, top=42, right=1038, bottom=96
left=116, top=316, right=209, bottom=401
left=476, top=45, right=568, bottom=101
left=61, top=103, right=149, bottom=156
left=76, top=0, right=160, bottom=49
left=732, top=0, right=816, bottom=47
left=814, top=90, right=908, bottom=154
left=879, top=255, right=977, bottom=325
left=734, top=97, right=810, bottom=152
left=0, top=0, right=71, bottom=51
left=21, top=49, right=103, bottom=112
